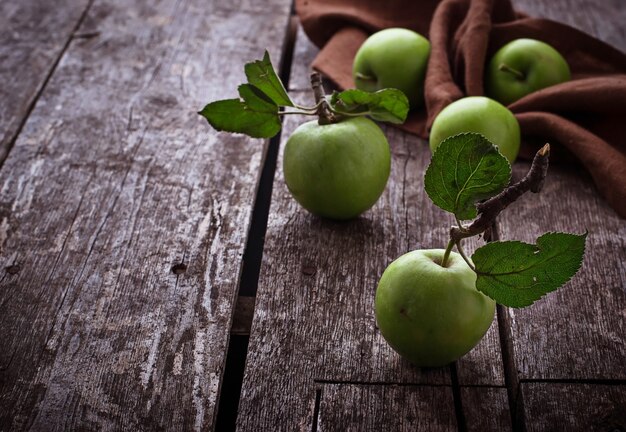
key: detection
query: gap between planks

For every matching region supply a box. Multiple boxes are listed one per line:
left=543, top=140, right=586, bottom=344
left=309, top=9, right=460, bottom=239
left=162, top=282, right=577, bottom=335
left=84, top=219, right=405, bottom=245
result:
left=214, top=11, right=299, bottom=432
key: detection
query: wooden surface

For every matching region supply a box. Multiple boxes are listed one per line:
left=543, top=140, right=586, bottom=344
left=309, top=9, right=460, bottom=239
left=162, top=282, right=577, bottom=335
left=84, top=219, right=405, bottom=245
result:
left=0, top=0, right=624, bottom=431
left=239, top=0, right=626, bottom=430
left=519, top=383, right=626, bottom=431
left=0, top=0, right=91, bottom=163
left=0, top=0, right=292, bottom=430
left=318, top=384, right=458, bottom=431
left=462, top=387, right=512, bottom=431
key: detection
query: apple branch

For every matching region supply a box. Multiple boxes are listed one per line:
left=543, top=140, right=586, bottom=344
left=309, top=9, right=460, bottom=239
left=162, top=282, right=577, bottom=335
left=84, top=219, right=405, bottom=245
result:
left=451, top=143, right=551, bottom=245
left=311, top=72, right=338, bottom=125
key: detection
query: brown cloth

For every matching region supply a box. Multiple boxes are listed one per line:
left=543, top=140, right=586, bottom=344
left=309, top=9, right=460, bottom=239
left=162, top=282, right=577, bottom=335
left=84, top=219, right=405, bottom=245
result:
left=296, top=0, right=626, bottom=218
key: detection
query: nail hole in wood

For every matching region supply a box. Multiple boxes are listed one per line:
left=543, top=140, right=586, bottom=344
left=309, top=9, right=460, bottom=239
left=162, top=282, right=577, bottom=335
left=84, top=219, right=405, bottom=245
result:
left=5, top=264, right=20, bottom=275
left=302, top=265, right=316, bottom=276
left=171, top=263, right=187, bottom=275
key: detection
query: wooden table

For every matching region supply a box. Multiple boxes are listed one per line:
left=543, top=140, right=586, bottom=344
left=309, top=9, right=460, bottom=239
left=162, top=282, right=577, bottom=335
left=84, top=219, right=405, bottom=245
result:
left=0, top=0, right=624, bottom=430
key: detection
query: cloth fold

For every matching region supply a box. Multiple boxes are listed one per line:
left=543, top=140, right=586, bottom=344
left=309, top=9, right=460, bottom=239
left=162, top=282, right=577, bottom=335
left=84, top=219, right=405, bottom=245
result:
left=296, top=0, right=626, bottom=217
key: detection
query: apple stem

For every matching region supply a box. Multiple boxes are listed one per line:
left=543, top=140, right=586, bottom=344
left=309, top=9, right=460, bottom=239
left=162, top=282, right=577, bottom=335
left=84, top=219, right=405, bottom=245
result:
left=310, top=72, right=338, bottom=125
left=498, top=63, right=525, bottom=80
left=293, top=101, right=325, bottom=112
left=355, top=72, right=376, bottom=82
left=441, top=239, right=455, bottom=268
left=449, top=144, right=551, bottom=249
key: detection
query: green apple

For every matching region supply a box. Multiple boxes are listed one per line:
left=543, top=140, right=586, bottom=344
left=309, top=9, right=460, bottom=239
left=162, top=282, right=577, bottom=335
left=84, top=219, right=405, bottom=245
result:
left=485, top=38, right=571, bottom=105
left=429, top=96, right=520, bottom=163
left=353, top=28, right=431, bottom=108
left=283, top=117, right=390, bottom=220
left=375, top=249, right=495, bottom=367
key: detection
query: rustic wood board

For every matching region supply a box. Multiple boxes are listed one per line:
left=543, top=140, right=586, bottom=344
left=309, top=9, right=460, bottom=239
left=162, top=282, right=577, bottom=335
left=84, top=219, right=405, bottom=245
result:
left=519, top=383, right=626, bottom=431
left=0, top=0, right=292, bottom=430
left=288, top=26, right=319, bottom=92
left=237, top=26, right=505, bottom=430
left=514, top=0, right=626, bottom=51
left=317, top=384, right=458, bottom=431
left=0, top=0, right=91, bottom=164
left=461, top=387, right=512, bottom=432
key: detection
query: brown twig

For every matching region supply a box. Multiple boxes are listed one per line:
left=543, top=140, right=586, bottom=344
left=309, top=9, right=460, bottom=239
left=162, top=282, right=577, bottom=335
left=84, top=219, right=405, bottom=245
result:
left=310, top=72, right=337, bottom=125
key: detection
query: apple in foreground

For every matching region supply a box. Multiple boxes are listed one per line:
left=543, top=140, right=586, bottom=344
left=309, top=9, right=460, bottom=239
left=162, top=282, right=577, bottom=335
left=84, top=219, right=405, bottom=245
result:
left=283, top=117, right=390, bottom=220
left=375, top=249, right=495, bottom=367
left=429, top=96, right=520, bottom=163
left=485, top=38, right=571, bottom=105
left=353, top=28, right=431, bottom=108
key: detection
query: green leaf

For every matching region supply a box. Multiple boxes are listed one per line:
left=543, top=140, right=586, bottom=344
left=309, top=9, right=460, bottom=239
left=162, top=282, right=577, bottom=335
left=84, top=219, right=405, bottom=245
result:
left=198, top=84, right=281, bottom=138
left=238, top=83, right=276, bottom=111
left=424, top=133, right=511, bottom=220
left=329, top=88, right=409, bottom=124
left=472, top=232, right=587, bottom=308
left=244, top=50, right=293, bottom=107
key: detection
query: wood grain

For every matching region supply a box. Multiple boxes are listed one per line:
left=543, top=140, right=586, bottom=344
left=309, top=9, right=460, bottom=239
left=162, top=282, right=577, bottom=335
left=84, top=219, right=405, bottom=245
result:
left=514, top=0, right=626, bottom=51
left=0, top=0, right=291, bottom=430
left=519, top=383, right=626, bottom=431
left=462, top=387, right=512, bottom=432
left=0, top=0, right=91, bottom=164
left=318, top=384, right=458, bottom=432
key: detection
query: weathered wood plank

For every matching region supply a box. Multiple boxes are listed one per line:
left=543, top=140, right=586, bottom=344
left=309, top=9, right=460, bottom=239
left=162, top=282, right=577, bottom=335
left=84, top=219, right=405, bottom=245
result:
left=462, top=387, right=512, bottom=432
left=515, top=0, right=626, bottom=51
left=288, top=26, right=319, bottom=92
left=0, top=0, right=91, bottom=163
left=519, top=383, right=626, bottom=431
left=318, top=384, right=458, bottom=431
left=0, top=0, right=292, bottom=430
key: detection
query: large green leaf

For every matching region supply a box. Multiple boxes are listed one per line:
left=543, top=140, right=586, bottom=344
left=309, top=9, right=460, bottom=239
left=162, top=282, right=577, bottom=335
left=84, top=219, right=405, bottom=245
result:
left=198, top=83, right=281, bottom=138
left=424, top=133, right=511, bottom=220
left=472, top=232, right=587, bottom=307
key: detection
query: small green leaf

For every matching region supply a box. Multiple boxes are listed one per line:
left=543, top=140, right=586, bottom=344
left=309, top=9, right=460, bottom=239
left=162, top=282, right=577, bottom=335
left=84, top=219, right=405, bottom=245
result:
left=329, top=88, right=409, bottom=124
left=244, top=50, right=293, bottom=107
left=198, top=84, right=281, bottom=138
left=472, top=232, right=587, bottom=308
left=424, top=133, right=511, bottom=220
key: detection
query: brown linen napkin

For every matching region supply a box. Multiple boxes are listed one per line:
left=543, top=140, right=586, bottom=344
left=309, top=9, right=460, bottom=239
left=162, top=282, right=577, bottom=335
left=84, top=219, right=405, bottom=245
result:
left=296, top=0, right=626, bottom=217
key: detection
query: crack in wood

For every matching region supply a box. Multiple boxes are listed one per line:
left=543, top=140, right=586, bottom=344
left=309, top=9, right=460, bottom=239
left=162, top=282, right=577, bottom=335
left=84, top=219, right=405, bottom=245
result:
left=450, top=362, right=468, bottom=432
left=492, top=221, right=522, bottom=431
left=311, top=388, right=322, bottom=432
